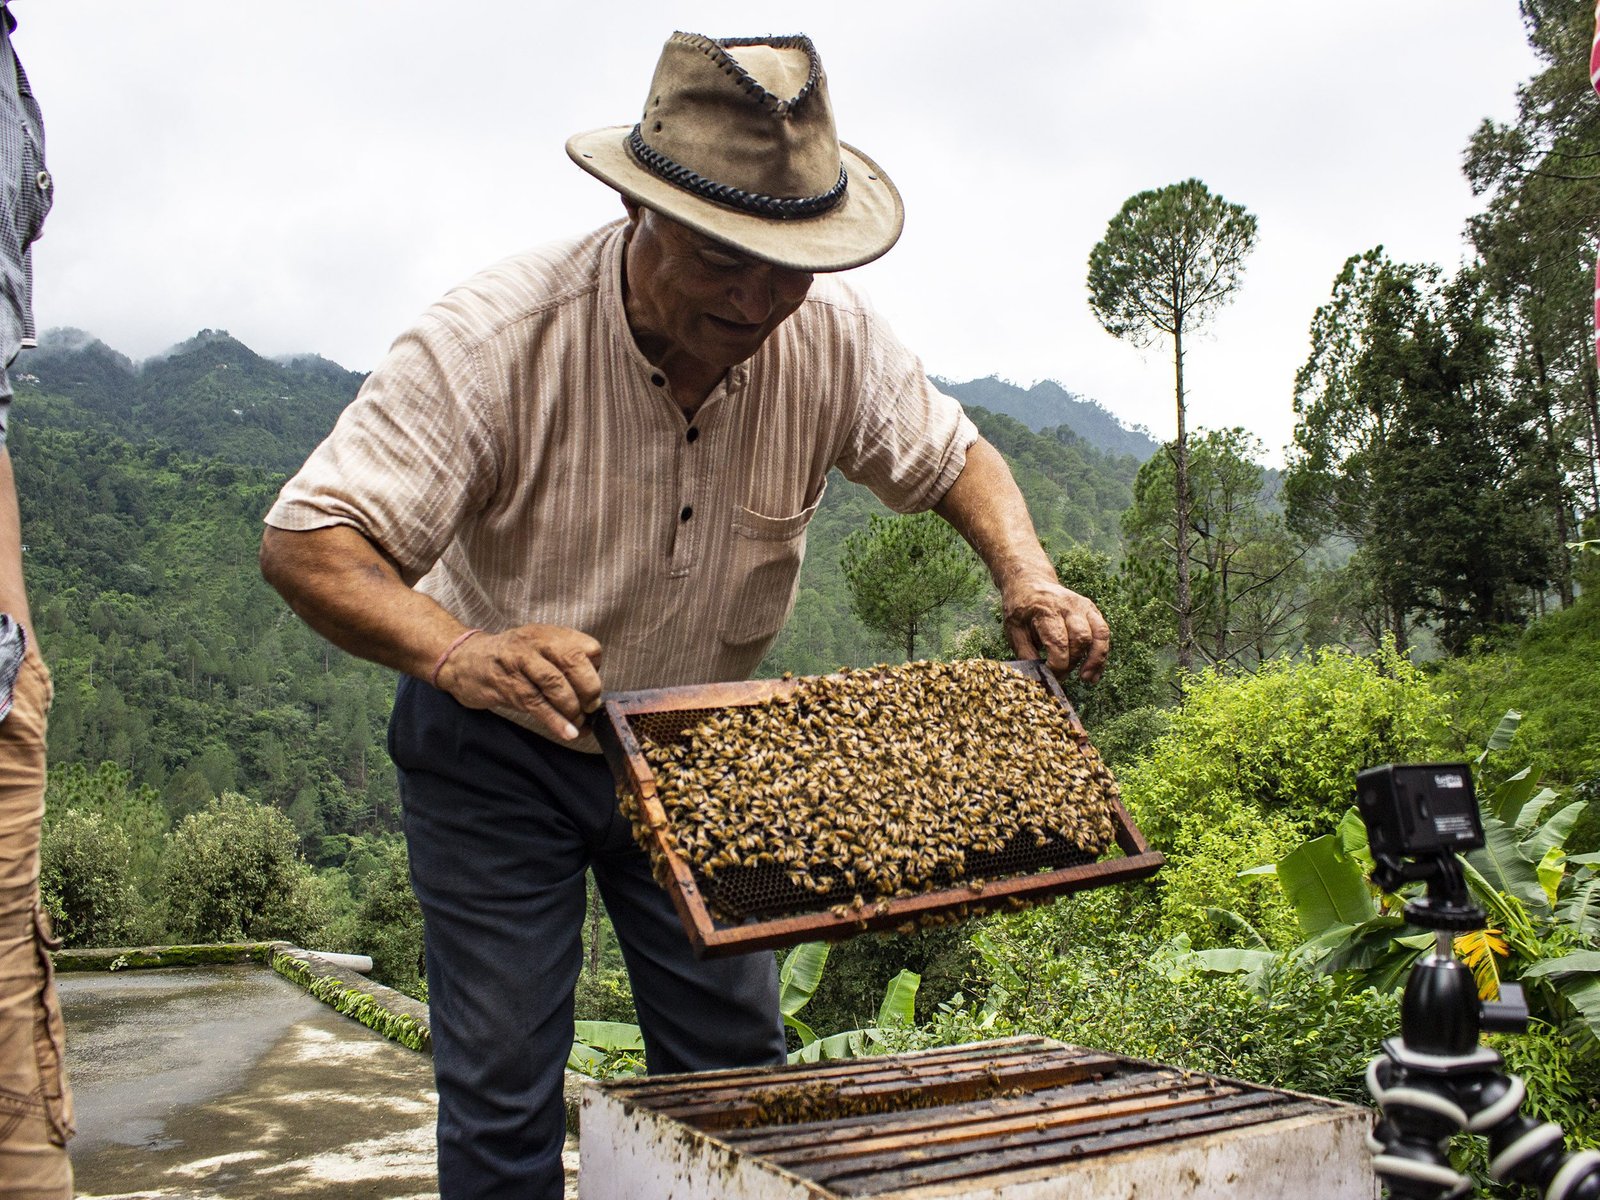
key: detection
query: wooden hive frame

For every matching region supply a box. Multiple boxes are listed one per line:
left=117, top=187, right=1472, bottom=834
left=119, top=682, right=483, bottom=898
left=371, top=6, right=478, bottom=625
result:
left=594, top=659, right=1164, bottom=958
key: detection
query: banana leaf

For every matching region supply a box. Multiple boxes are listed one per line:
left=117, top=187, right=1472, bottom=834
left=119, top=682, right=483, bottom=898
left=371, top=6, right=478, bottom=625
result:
left=780, top=942, right=829, bottom=1020
left=790, top=1028, right=871, bottom=1063
left=573, top=1020, right=645, bottom=1051
left=1558, top=876, right=1600, bottom=940
left=1536, top=848, right=1566, bottom=911
left=1277, top=835, right=1375, bottom=937
left=1467, top=815, right=1546, bottom=908
left=1513, top=789, right=1561, bottom=833
left=876, top=969, right=921, bottom=1027
left=1487, top=767, right=1538, bottom=825
left=1520, top=802, right=1588, bottom=867
left=1336, top=807, right=1376, bottom=876
left=1476, top=710, right=1522, bottom=767
left=1188, top=947, right=1274, bottom=975
left=1519, top=950, right=1600, bottom=979
left=1206, top=907, right=1268, bottom=948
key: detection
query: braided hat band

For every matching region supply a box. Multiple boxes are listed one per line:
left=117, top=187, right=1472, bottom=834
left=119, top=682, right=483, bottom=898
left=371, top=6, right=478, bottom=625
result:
left=624, top=125, right=848, bottom=220
left=567, top=32, right=903, bottom=272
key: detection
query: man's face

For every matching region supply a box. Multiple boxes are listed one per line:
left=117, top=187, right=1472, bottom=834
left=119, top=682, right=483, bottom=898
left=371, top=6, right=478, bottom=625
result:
left=623, top=204, right=815, bottom=373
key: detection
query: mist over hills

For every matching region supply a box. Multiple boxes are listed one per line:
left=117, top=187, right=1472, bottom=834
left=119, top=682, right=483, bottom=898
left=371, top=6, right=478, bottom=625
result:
left=935, top=376, right=1161, bottom=463
left=19, top=328, right=367, bottom=474
left=19, top=329, right=1159, bottom=469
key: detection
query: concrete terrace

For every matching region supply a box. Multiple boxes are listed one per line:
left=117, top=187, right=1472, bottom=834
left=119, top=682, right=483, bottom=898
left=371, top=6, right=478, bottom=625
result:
left=56, top=956, right=580, bottom=1199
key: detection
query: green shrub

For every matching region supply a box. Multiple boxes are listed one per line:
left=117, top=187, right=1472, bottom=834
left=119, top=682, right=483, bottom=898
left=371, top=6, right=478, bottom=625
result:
left=1092, top=704, right=1172, bottom=771
left=161, top=792, right=326, bottom=944
left=897, top=915, right=1398, bottom=1103
left=1156, top=805, right=1303, bottom=949
left=39, top=808, right=143, bottom=947
left=1123, top=643, right=1446, bottom=848
left=574, top=967, right=637, bottom=1025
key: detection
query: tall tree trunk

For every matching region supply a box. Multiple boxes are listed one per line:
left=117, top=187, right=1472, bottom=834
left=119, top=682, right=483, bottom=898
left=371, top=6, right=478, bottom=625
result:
left=1583, top=345, right=1600, bottom=518
left=1532, top=338, right=1574, bottom=607
left=1172, top=323, right=1194, bottom=670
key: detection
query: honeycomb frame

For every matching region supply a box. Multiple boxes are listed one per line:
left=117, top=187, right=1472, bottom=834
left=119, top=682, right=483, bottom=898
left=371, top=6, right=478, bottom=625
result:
left=594, top=660, right=1165, bottom=959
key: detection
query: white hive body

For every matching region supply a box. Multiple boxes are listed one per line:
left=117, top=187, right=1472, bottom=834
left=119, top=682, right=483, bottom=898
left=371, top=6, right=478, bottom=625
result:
left=578, top=1038, right=1379, bottom=1200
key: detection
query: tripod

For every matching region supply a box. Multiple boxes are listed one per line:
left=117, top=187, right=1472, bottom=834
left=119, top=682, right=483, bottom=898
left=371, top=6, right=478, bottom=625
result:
left=1365, top=848, right=1600, bottom=1199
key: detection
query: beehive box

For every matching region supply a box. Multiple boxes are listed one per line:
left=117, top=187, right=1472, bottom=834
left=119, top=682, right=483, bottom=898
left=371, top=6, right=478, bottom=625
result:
left=594, top=659, right=1163, bottom=958
left=578, top=1037, right=1379, bottom=1199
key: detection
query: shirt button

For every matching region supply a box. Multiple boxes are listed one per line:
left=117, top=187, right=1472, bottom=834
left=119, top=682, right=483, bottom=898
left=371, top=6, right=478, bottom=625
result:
left=685, top=427, right=700, bottom=444
left=35, top=170, right=50, bottom=194
left=650, top=372, right=666, bottom=387
left=680, top=506, right=693, bottom=522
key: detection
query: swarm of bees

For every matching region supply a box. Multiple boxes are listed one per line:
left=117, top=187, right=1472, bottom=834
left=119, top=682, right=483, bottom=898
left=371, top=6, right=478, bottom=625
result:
left=624, top=659, right=1121, bottom=924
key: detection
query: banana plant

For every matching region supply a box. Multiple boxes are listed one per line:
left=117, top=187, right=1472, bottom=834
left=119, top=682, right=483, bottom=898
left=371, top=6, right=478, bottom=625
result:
left=1191, top=713, right=1600, bottom=1050
left=780, top=941, right=921, bottom=1064
left=568, top=1019, right=646, bottom=1078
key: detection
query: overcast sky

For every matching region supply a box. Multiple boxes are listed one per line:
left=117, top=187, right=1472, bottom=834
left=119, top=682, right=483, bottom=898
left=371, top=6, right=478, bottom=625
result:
left=17, top=2, right=1541, bottom=461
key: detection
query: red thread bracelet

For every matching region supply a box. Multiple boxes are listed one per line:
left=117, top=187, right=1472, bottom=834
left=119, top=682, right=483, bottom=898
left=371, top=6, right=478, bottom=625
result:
left=431, top=628, right=483, bottom=689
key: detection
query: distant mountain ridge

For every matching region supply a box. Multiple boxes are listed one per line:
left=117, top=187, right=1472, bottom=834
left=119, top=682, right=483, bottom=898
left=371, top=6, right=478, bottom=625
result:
left=19, top=330, right=1161, bottom=474
left=18, top=328, right=366, bottom=474
left=935, top=376, right=1161, bottom=463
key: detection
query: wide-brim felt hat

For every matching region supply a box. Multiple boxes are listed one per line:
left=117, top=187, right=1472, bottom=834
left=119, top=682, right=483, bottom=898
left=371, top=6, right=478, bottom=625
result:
left=567, top=32, right=904, bottom=273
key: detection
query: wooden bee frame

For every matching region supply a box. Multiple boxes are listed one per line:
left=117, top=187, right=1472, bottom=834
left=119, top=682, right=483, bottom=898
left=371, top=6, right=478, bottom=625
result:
left=594, top=660, right=1164, bottom=959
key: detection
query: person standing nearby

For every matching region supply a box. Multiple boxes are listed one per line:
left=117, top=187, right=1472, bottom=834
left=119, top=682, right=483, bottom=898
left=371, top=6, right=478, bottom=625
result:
left=0, top=2, right=70, bottom=1197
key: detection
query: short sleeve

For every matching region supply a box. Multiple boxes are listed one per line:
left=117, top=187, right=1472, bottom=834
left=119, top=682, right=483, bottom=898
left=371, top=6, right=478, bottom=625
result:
left=832, top=306, right=979, bottom=514
left=264, top=316, right=503, bottom=582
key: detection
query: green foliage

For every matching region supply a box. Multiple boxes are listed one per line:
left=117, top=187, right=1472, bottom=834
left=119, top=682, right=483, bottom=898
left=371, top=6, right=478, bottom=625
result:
left=568, top=1020, right=646, bottom=1079
left=1087, top=180, right=1259, bottom=352
left=44, top=761, right=167, bottom=898
left=1122, top=643, right=1446, bottom=849
left=322, top=838, right=425, bottom=997
left=921, top=904, right=1398, bottom=1103
left=1048, top=546, right=1167, bottom=725
left=38, top=809, right=141, bottom=948
left=573, top=968, right=637, bottom=1025
left=1088, top=177, right=1259, bottom=669
left=1286, top=251, right=1552, bottom=653
left=841, top=511, right=984, bottom=661
left=161, top=793, right=327, bottom=945
left=1089, top=704, right=1172, bottom=771
left=1230, top=755, right=1600, bottom=1053
left=1123, top=428, right=1309, bottom=669
left=787, top=926, right=970, bottom=1034
left=1157, top=806, right=1303, bottom=950
left=776, top=941, right=922, bottom=1064
left=272, top=953, right=430, bottom=1053
left=1431, top=594, right=1600, bottom=821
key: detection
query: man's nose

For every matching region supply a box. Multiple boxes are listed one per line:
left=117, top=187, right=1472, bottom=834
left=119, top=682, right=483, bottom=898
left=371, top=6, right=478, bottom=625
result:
left=729, top=266, right=812, bottom=322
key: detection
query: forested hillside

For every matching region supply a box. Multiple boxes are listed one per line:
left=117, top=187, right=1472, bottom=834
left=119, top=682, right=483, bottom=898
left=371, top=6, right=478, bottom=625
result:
left=12, top=332, right=1140, bottom=860
left=935, top=375, right=1161, bottom=461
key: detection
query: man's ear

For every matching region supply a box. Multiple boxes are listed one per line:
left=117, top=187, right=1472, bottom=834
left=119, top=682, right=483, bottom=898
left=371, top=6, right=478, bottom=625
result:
left=622, top=197, right=642, bottom=224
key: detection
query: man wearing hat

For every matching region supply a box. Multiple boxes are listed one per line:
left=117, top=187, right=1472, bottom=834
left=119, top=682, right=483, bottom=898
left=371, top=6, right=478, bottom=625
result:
left=261, top=31, right=1109, bottom=1199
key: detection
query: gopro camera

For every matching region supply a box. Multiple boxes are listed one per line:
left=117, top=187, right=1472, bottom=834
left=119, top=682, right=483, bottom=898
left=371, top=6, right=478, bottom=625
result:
left=1356, top=763, right=1484, bottom=859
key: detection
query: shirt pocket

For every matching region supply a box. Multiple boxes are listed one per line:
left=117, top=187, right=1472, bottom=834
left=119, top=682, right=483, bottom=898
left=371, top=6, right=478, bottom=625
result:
left=717, top=481, right=827, bottom=648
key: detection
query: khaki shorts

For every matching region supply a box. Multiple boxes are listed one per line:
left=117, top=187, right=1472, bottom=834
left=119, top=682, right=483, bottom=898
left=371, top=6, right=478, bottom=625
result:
left=0, top=647, right=73, bottom=1200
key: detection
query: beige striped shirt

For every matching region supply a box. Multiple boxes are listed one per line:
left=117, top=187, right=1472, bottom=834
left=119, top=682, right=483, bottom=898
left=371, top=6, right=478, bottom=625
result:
left=266, top=221, right=978, bottom=732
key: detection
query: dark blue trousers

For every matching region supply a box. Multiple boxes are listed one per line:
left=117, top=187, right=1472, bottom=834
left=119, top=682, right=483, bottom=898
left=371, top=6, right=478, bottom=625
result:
left=389, top=676, right=786, bottom=1200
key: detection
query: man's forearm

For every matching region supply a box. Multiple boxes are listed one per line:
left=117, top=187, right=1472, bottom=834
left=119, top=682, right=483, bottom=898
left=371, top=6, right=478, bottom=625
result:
left=260, top=524, right=605, bottom=740
left=260, top=524, right=466, bottom=681
left=933, top=437, right=1054, bottom=590
left=0, top=446, right=31, bottom=632
left=934, top=436, right=1110, bottom=681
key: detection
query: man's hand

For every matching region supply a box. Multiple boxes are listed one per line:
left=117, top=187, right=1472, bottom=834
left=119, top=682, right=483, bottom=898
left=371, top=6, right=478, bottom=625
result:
left=436, top=623, right=603, bottom=742
left=1001, top=572, right=1111, bottom=683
